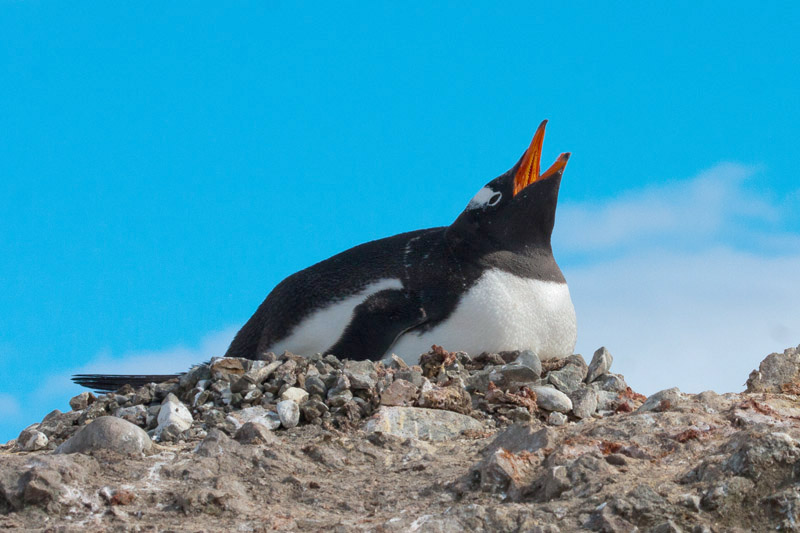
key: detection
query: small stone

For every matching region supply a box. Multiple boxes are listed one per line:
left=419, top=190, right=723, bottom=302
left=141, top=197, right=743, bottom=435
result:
left=154, top=393, right=193, bottom=441
left=277, top=400, right=300, bottom=428
left=344, top=360, right=377, bottom=390
left=195, top=428, right=241, bottom=457
left=594, top=373, right=628, bottom=392
left=365, top=406, right=483, bottom=441
left=327, top=389, right=353, bottom=407
left=638, top=387, right=682, bottom=412
left=380, top=379, right=419, bottom=406
left=586, top=347, right=614, bottom=383
left=547, top=412, right=568, bottom=426
left=281, top=387, right=309, bottom=404
left=651, top=520, right=683, bottom=533
left=301, top=399, right=329, bottom=422
left=476, top=448, right=535, bottom=494
left=304, top=375, right=327, bottom=397
left=530, top=386, right=573, bottom=413
left=69, top=391, right=96, bottom=411
left=395, top=368, right=424, bottom=388
left=490, top=364, right=540, bottom=390
left=231, top=360, right=282, bottom=393
left=209, top=357, right=247, bottom=380
left=416, top=384, right=471, bottom=414
left=514, top=350, right=542, bottom=377
left=605, top=453, right=627, bottom=466
left=114, top=404, right=147, bottom=426
left=234, top=422, right=279, bottom=445
left=746, top=344, right=800, bottom=393
left=16, top=428, right=48, bottom=451
left=548, top=364, right=585, bottom=394
left=569, top=388, right=598, bottom=419
left=56, top=416, right=152, bottom=454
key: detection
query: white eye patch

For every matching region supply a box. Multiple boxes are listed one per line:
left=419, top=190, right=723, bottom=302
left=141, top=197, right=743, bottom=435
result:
left=467, top=186, right=502, bottom=210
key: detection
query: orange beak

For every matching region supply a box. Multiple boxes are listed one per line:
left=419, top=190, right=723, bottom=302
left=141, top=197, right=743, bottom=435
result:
left=513, top=120, right=571, bottom=196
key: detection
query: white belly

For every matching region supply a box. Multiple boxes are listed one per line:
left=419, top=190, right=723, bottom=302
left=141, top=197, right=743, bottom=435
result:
left=267, top=278, right=403, bottom=356
left=388, top=269, right=577, bottom=364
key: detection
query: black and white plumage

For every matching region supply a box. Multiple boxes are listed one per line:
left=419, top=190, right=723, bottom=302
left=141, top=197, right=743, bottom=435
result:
left=74, top=120, right=576, bottom=391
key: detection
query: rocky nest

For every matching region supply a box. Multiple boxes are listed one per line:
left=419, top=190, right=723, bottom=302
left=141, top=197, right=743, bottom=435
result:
left=2, top=344, right=800, bottom=532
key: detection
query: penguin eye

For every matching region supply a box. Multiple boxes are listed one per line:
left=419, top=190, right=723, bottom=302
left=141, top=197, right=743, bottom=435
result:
left=488, top=192, right=502, bottom=206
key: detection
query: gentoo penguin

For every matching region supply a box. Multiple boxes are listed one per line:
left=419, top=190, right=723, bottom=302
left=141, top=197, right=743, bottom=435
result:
left=74, top=120, right=576, bottom=391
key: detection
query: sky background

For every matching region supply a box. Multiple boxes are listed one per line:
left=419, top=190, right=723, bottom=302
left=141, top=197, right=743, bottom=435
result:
left=2, top=2, right=800, bottom=442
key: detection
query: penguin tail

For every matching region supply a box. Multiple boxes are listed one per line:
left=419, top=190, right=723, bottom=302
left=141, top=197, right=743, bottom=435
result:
left=71, top=373, right=182, bottom=393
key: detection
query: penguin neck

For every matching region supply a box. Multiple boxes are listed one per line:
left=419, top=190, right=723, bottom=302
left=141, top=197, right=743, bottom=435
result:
left=446, top=238, right=566, bottom=283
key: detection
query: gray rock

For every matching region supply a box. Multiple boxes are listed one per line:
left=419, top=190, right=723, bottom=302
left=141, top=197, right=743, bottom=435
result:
left=114, top=404, right=147, bottom=426
left=380, top=379, right=419, bottom=406
left=154, top=393, right=193, bottom=441
left=304, top=375, right=327, bottom=397
left=16, top=427, right=48, bottom=451
left=395, top=368, right=424, bottom=388
left=547, top=412, right=568, bottom=426
left=475, top=447, right=534, bottom=494
left=490, top=364, right=540, bottom=390
left=651, top=520, right=683, bottom=533
left=486, top=424, right=558, bottom=455
left=595, top=373, right=628, bottom=392
left=548, top=364, right=585, bottom=394
left=586, top=346, right=614, bottom=383
left=514, top=350, right=542, bottom=377
left=638, top=388, right=682, bottom=412
left=746, top=344, right=800, bottom=393
left=300, top=399, right=329, bottom=422
left=344, top=360, right=377, bottom=390
left=234, top=422, right=279, bottom=445
left=365, top=406, right=483, bottom=441
left=277, top=400, right=300, bottom=428
left=195, top=428, right=241, bottom=457
left=570, top=388, right=598, bottom=419
left=69, top=391, right=95, bottom=411
left=56, top=416, right=152, bottom=454
left=231, top=360, right=282, bottom=393
left=531, top=386, right=573, bottom=413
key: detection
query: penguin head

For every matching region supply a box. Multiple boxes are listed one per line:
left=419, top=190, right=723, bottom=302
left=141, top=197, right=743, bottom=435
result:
left=447, top=120, right=570, bottom=254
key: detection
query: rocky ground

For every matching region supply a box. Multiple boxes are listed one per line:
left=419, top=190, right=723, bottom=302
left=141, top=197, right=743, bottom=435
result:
left=3, top=344, right=800, bottom=532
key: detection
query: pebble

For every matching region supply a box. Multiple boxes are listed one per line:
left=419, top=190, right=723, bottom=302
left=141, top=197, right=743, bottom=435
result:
left=530, top=386, right=573, bottom=413
left=69, top=391, right=96, bottom=411
left=638, top=387, right=682, bottom=412
left=514, top=350, right=542, bottom=377
left=155, top=393, right=194, bottom=441
left=281, top=387, right=310, bottom=404
left=586, top=346, right=614, bottom=383
left=56, top=416, right=152, bottom=454
left=277, top=400, right=300, bottom=428
left=234, top=422, right=279, bottom=445
left=16, top=427, right=48, bottom=451
left=570, top=388, right=598, bottom=420
left=232, top=406, right=281, bottom=430
left=547, top=412, right=568, bottom=426
left=380, top=379, right=419, bottom=406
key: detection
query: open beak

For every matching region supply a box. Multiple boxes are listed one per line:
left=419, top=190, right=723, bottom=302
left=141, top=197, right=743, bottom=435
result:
left=513, top=120, right=571, bottom=196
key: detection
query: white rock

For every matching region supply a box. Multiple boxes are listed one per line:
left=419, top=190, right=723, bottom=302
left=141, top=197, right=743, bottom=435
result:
left=155, top=393, right=193, bottom=441
left=230, top=405, right=281, bottom=430
left=277, top=400, right=300, bottom=428
left=531, top=386, right=573, bottom=413
left=638, top=387, right=682, bottom=412
left=17, top=428, right=48, bottom=451
left=280, top=387, right=309, bottom=404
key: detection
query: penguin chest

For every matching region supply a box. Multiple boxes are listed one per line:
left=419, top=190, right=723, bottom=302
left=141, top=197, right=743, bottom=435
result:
left=389, top=269, right=577, bottom=363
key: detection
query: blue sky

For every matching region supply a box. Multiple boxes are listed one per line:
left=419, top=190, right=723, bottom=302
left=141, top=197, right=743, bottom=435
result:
left=2, top=2, right=799, bottom=442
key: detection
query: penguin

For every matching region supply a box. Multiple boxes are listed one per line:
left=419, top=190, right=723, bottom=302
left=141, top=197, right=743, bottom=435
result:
left=73, top=120, right=576, bottom=391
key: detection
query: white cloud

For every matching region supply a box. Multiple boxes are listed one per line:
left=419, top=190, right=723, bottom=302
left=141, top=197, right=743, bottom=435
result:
left=568, top=249, right=800, bottom=395
left=0, top=393, right=21, bottom=418
left=557, top=162, right=800, bottom=395
left=555, top=162, right=790, bottom=255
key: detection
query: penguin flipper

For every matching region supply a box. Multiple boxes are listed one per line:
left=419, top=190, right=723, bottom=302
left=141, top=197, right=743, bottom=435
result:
left=326, top=289, right=426, bottom=361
